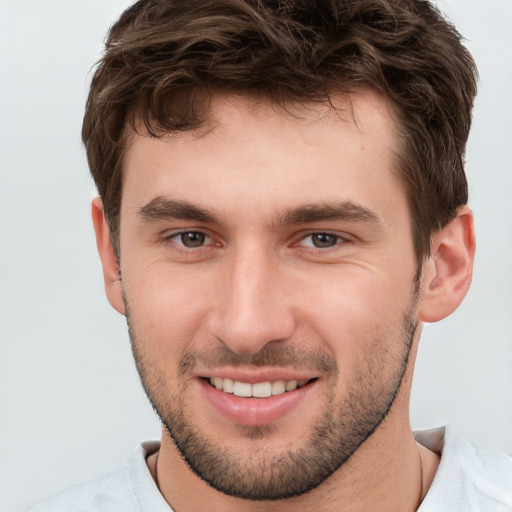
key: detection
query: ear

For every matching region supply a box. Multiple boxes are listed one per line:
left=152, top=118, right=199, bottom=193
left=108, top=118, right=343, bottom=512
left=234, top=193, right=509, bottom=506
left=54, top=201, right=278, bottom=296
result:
left=418, top=206, right=475, bottom=323
left=91, top=197, right=126, bottom=316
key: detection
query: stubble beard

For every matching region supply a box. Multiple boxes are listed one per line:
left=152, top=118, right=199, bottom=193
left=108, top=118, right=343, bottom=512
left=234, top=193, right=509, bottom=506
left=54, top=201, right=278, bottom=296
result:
left=126, top=291, right=419, bottom=501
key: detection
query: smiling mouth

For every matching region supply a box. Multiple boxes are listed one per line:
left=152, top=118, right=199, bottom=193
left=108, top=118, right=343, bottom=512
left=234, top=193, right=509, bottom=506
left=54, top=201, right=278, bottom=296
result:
left=207, top=377, right=315, bottom=398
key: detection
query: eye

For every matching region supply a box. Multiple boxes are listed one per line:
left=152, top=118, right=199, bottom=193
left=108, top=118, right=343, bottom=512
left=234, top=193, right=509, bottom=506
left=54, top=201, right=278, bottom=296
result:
left=300, top=232, right=343, bottom=248
left=170, top=231, right=210, bottom=248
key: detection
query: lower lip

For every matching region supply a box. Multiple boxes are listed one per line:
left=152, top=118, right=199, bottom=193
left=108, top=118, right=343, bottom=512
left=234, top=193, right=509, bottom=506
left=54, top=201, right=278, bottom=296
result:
left=200, top=379, right=317, bottom=426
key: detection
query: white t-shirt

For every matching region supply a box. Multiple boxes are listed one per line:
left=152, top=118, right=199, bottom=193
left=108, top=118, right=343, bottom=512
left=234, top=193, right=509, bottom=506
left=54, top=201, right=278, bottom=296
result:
left=26, top=426, right=512, bottom=511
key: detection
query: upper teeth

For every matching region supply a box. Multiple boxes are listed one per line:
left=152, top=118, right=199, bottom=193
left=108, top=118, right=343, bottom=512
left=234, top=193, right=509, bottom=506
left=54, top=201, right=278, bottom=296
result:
left=209, top=378, right=308, bottom=398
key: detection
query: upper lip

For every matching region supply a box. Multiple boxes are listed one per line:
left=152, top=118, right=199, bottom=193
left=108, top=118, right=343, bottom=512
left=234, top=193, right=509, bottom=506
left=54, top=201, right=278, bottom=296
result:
left=197, top=368, right=318, bottom=383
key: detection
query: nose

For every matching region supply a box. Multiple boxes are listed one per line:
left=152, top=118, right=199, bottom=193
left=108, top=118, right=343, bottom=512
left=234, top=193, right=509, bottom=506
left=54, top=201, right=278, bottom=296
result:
left=210, top=246, right=295, bottom=355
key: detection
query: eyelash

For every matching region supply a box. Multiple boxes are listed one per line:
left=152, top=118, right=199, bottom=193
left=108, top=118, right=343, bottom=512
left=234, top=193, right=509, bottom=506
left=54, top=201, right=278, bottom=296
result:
left=165, top=231, right=214, bottom=249
left=163, top=230, right=349, bottom=252
left=296, top=231, right=347, bottom=249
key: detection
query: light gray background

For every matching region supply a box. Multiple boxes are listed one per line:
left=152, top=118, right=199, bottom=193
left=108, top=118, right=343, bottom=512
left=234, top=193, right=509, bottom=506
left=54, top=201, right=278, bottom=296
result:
left=0, top=1, right=511, bottom=510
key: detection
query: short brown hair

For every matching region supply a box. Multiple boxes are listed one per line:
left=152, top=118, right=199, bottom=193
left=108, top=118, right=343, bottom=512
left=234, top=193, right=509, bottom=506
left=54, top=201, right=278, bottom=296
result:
left=82, top=0, right=477, bottom=261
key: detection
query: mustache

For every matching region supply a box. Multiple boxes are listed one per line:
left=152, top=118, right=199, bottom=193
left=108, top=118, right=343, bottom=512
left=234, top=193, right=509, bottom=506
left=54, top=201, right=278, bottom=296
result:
left=178, top=344, right=338, bottom=377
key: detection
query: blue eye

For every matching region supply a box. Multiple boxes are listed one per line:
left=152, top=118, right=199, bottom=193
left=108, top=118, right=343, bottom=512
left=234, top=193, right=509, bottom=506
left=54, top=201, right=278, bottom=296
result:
left=302, top=233, right=341, bottom=248
left=172, top=232, right=208, bottom=248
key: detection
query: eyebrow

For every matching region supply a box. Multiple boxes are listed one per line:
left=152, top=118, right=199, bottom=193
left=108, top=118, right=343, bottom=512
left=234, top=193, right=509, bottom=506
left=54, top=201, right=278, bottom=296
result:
left=279, top=202, right=382, bottom=226
left=137, top=197, right=382, bottom=227
left=137, top=197, right=219, bottom=223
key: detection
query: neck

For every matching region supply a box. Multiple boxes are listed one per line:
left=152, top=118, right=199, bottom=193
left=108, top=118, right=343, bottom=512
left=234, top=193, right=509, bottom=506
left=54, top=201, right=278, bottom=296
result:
left=150, top=419, right=439, bottom=512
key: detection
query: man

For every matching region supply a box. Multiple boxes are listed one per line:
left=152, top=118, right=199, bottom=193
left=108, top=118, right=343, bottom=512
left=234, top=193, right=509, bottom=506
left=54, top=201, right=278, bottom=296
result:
left=28, top=0, right=512, bottom=511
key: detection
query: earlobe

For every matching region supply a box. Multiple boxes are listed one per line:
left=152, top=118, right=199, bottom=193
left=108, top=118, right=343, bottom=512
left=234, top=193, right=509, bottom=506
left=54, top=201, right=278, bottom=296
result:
left=91, top=197, right=126, bottom=316
left=418, top=206, right=475, bottom=323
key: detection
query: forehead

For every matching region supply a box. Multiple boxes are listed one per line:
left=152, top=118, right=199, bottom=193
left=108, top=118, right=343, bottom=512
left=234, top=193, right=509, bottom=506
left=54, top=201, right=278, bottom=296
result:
left=121, top=90, right=404, bottom=221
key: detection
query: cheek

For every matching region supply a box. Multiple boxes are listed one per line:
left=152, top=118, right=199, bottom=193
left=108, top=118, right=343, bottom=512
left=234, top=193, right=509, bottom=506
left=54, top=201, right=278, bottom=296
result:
left=123, top=262, right=220, bottom=352
left=293, top=265, right=415, bottom=355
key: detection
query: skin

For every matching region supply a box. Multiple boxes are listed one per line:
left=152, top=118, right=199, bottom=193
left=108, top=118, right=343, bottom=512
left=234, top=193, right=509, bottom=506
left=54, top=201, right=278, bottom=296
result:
left=93, top=91, right=475, bottom=511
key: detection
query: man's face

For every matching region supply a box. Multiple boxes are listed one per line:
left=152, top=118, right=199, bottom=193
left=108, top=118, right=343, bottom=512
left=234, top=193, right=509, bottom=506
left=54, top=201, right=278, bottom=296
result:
left=117, top=92, right=421, bottom=499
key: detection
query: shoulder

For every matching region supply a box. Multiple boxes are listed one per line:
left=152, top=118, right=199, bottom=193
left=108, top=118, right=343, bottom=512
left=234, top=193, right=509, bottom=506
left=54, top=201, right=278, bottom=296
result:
left=25, top=463, right=135, bottom=512
left=25, top=441, right=168, bottom=512
left=416, top=426, right=512, bottom=512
